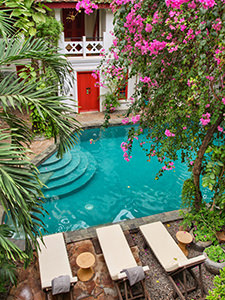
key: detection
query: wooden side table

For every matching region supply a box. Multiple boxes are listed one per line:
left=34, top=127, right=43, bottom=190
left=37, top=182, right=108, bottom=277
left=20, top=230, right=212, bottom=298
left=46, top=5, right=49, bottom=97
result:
left=176, top=231, right=193, bottom=257
left=76, top=252, right=95, bottom=282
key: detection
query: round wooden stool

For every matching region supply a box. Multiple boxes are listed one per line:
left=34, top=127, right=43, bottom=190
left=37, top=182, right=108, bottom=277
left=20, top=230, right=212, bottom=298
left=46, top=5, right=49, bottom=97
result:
left=76, top=252, right=95, bottom=281
left=176, top=231, right=193, bottom=257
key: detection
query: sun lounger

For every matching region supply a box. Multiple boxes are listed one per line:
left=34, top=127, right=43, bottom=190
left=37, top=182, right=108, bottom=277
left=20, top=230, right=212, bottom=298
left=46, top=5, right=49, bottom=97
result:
left=140, top=221, right=206, bottom=300
left=96, top=224, right=150, bottom=300
left=37, top=232, right=77, bottom=299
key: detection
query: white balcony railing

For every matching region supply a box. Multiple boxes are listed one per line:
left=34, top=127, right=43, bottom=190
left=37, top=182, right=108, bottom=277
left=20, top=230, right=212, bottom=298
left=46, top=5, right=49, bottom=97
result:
left=63, top=36, right=104, bottom=56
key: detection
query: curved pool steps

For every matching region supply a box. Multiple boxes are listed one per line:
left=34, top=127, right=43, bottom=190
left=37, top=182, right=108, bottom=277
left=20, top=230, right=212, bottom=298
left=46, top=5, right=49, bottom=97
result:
left=38, top=151, right=72, bottom=174
left=48, top=150, right=81, bottom=181
left=41, top=153, right=60, bottom=167
left=43, top=152, right=88, bottom=190
left=42, top=151, right=97, bottom=199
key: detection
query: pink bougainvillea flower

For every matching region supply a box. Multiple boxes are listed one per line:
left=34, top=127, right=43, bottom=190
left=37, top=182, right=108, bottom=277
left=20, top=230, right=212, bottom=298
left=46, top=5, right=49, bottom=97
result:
left=222, top=98, right=225, bottom=105
left=200, top=112, right=211, bottom=126
left=132, top=114, right=140, bottom=124
left=206, top=76, right=214, bottom=81
left=190, top=161, right=194, bottom=165
left=145, top=23, right=152, bottom=32
left=165, top=129, right=175, bottom=137
left=183, top=126, right=187, bottom=130
left=121, top=118, right=129, bottom=125
left=217, top=126, right=223, bottom=132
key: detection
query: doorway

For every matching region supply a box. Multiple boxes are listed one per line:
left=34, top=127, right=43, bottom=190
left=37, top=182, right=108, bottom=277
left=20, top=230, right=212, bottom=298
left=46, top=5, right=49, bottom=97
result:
left=77, top=72, right=99, bottom=112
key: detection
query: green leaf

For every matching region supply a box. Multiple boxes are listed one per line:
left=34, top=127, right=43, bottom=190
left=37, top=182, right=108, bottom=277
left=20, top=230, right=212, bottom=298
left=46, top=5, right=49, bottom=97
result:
left=32, top=13, right=45, bottom=24
left=28, top=27, right=36, bottom=36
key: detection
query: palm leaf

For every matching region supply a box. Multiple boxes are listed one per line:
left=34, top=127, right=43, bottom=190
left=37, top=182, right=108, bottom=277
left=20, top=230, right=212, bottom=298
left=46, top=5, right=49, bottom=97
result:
left=0, top=6, right=15, bottom=39
left=0, top=74, right=81, bottom=157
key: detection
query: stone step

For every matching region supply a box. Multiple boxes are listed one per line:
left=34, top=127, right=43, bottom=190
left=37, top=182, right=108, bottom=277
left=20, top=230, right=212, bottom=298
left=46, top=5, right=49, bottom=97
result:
left=48, top=150, right=81, bottom=181
left=44, top=153, right=97, bottom=199
left=38, top=151, right=72, bottom=174
left=43, top=152, right=88, bottom=190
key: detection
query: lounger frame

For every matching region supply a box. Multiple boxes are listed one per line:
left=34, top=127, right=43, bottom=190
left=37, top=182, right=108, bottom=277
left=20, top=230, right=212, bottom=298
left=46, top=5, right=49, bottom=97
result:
left=140, top=221, right=206, bottom=300
left=96, top=224, right=151, bottom=300
left=37, top=233, right=77, bottom=300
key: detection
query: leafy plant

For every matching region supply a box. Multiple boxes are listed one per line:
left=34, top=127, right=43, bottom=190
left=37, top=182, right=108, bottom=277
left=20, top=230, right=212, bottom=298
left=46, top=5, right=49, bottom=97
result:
left=181, top=205, right=225, bottom=243
left=5, top=0, right=48, bottom=37
left=206, top=267, right=225, bottom=299
left=103, top=92, right=120, bottom=113
left=202, top=145, right=225, bottom=210
left=36, top=16, right=63, bottom=46
left=0, top=1, right=81, bottom=288
left=205, top=245, right=225, bottom=263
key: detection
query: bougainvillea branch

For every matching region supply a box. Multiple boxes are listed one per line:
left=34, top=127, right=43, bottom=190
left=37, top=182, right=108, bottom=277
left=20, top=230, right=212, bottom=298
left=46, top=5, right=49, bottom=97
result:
left=98, top=0, right=225, bottom=209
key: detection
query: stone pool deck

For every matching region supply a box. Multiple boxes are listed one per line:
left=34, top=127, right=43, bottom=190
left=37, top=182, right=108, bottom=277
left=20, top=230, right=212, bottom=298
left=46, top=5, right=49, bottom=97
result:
left=8, top=210, right=182, bottom=300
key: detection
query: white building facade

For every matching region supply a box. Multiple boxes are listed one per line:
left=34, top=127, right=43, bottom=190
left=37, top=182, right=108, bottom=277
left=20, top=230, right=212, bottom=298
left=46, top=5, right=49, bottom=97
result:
left=47, top=2, right=134, bottom=113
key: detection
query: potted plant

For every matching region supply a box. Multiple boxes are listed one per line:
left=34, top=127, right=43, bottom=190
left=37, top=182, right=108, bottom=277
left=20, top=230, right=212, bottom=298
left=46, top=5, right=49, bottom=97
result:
left=204, top=245, right=225, bottom=275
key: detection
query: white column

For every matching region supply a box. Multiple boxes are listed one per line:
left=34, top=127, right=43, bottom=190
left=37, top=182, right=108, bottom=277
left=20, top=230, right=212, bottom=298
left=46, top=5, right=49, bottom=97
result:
left=103, top=9, right=114, bottom=52
left=54, top=8, right=65, bottom=54
left=82, top=36, right=86, bottom=57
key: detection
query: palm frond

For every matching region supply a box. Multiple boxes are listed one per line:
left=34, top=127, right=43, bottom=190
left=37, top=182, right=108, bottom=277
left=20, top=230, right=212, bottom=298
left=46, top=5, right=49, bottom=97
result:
left=0, top=133, right=45, bottom=255
left=0, top=224, right=27, bottom=261
left=0, top=37, right=73, bottom=89
left=0, top=74, right=81, bottom=156
left=0, top=112, right=32, bottom=147
left=0, top=8, right=15, bottom=39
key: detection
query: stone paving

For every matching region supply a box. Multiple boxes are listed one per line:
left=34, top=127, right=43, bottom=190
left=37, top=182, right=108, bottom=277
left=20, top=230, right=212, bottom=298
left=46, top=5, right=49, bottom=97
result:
left=8, top=236, right=142, bottom=300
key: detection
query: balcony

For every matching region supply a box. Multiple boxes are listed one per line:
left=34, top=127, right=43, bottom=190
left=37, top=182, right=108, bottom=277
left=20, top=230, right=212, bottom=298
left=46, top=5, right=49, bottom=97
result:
left=63, top=36, right=104, bottom=56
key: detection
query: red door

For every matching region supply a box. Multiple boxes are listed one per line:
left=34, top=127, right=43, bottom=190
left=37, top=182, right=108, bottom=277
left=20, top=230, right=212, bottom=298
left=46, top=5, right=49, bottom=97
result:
left=77, top=72, right=99, bottom=112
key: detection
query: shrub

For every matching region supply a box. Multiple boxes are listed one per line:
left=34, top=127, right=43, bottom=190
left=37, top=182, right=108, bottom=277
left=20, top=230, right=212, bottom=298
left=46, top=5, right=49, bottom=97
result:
left=205, top=245, right=225, bottom=263
left=206, top=267, right=225, bottom=299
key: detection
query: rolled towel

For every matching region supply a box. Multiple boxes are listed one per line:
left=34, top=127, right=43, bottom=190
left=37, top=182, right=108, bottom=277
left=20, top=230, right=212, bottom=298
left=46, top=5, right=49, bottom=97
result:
left=121, top=266, right=145, bottom=286
left=52, top=275, right=71, bottom=295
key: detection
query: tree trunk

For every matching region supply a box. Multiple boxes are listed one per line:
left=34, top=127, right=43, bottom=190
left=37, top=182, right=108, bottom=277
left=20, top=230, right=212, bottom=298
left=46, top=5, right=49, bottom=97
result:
left=192, top=112, right=224, bottom=210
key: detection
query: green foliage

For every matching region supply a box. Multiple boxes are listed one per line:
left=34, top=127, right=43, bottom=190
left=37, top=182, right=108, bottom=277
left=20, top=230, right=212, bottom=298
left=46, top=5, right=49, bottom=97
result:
left=205, top=245, right=225, bottom=263
left=0, top=225, right=20, bottom=292
left=36, top=16, right=63, bottom=46
left=206, top=267, right=225, bottom=299
left=5, top=0, right=48, bottom=37
left=181, top=205, right=225, bottom=243
left=0, top=7, right=81, bottom=289
left=181, top=177, right=196, bottom=208
left=103, top=92, right=121, bottom=113
left=17, top=64, right=59, bottom=138
left=202, top=145, right=225, bottom=209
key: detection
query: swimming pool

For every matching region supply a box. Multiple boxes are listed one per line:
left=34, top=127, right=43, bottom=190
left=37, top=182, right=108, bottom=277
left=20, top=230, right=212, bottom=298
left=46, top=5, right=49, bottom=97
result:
left=38, top=125, right=210, bottom=234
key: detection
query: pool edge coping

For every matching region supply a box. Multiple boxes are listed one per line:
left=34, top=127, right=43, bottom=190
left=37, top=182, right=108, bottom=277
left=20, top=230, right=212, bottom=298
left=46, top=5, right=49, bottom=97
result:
left=10, top=209, right=184, bottom=251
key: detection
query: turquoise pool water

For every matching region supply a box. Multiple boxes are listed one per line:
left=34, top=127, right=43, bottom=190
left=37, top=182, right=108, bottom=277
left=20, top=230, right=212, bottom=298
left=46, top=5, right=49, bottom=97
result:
left=38, top=125, right=210, bottom=234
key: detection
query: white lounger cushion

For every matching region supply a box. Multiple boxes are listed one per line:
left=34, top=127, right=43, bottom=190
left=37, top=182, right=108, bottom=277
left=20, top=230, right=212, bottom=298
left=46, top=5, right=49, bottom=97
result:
left=140, top=221, right=205, bottom=272
left=97, top=224, right=149, bottom=280
left=37, top=233, right=77, bottom=290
